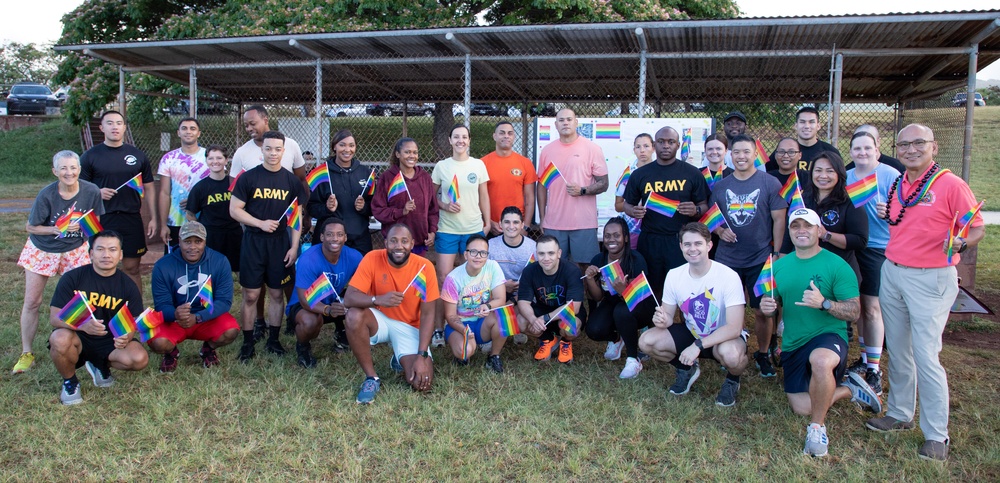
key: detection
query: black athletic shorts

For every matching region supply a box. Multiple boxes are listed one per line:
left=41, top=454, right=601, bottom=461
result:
left=206, top=225, right=242, bottom=272
left=780, top=333, right=848, bottom=394
left=101, top=212, right=147, bottom=258
left=731, top=262, right=766, bottom=309
left=239, top=231, right=292, bottom=289
left=48, top=331, right=116, bottom=369
left=856, top=247, right=886, bottom=297
left=667, top=323, right=723, bottom=363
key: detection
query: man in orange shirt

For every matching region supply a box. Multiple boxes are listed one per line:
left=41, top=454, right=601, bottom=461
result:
left=344, top=223, right=439, bottom=404
left=483, top=121, right=537, bottom=236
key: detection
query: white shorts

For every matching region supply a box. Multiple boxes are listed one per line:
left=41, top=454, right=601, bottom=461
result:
left=369, top=308, right=421, bottom=359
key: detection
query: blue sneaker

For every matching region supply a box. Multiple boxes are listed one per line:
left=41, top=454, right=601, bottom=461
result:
left=356, top=377, right=380, bottom=404
left=85, top=361, right=114, bottom=387
left=389, top=354, right=403, bottom=374
left=846, top=372, right=882, bottom=413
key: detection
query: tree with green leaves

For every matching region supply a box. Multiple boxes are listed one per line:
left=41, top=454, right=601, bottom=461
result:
left=1, top=42, right=58, bottom=87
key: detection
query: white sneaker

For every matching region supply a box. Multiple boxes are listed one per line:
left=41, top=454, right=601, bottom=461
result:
left=85, top=361, right=115, bottom=388
left=431, top=330, right=445, bottom=348
left=512, top=333, right=528, bottom=345
left=604, top=339, right=625, bottom=361
left=619, top=357, right=642, bottom=379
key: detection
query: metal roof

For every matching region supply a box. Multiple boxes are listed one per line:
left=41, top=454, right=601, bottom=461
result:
left=55, top=11, right=1000, bottom=104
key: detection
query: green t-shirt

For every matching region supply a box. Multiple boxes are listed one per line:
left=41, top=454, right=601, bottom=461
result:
left=773, top=249, right=858, bottom=352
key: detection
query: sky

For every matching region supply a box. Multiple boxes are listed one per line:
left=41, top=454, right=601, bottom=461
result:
left=4, top=0, right=999, bottom=80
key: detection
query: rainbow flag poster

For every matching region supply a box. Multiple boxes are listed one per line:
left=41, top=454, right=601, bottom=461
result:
left=595, top=123, right=621, bottom=140
left=387, top=171, right=409, bottom=200
left=58, top=291, right=95, bottom=329
left=116, top=173, right=144, bottom=197
left=538, top=162, right=562, bottom=189
left=283, top=199, right=302, bottom=231
left=599, top=259, right=626, bottom=295
left=363, top=168, right=377, bottom=196
left=779, top=171, right=798, bottom=203
left=228, top=169, right=244, bottom=191
left=539, top=125, right=551, bottom=141
left=108, top=303, right=137, bottom=338
left=644, top=192, right=679, bottom=217
left=699, top=203, right=728, bottom=233
left=846, top=172, right=878, bottom=208
left=753, top=139, right=768, bottom=170
left=554, top=302, right=579, bottom=336
left=752, top=254, right=775, bottom=298
left=193, top=276, right=214, bottom=313
left=77, top=210, right=103, bottom=238
left=406, top=266, right=429, bottom=301
left=304, top=274, right=336, bottom=308
left=623, top=272, right=657, bottom=311
left=702, top=167, right=721, bottom=191
left=305, top=164, right=331, bottom=192
left=135, top=308, right=165, bottom=343
left=616, top=166, right=631, bottom=190
left=494, top=304, right=519, bottom=337
left=444, top=175, right=460, bottom=204
left=680, top=128, right=692, bottom=161
left=957, top=200, right=985, bottom=238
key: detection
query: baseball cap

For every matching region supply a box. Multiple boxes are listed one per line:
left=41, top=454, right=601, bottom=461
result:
left=787, top=208, right=821, bottom=227
left=724, top=111, right=747, bottom=124
left=179, top=221, right=207, bottom=240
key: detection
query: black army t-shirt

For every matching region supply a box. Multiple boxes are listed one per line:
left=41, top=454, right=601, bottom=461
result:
left=231, top=165, right=307, bottom=237
left=623, top=160, right=709, bottom=236
left=517, top=259, right=585, bottom=312
left=80, top=143, right=153, bottom=214
left=51, top=264, right=144, bottom=345
left=187, top=176, right=239, bottom=230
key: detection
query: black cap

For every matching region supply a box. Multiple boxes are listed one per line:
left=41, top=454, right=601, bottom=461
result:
left=724, top=111, right=747, bottom=124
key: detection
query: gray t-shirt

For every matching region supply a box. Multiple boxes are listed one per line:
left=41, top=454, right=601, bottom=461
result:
left=28, top=180, right=105, bottom=253
left=709, top=170, right=787, bottom=268
left=488, top=235, right=537, bottom=281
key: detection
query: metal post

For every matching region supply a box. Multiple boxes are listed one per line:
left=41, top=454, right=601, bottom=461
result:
left=189, top=66, right=197, bottom=118
left=961, top=44, right=978, bottom=182
left=636, top=27, right=647, bottom=119
left=830, top=53, right=844, bottom=147
left=236, top=102, right=243, bottom=148
left=401, top=100, right=408, bottom=138
left=892, top=100, right=902, bottom=156
left=315, top=59, right=323, bottom=159
left=464, top=53, right=472, bottom=128
left=118, top=67, right=126, bottom=117
left=521, top=101, right=529, bottom=156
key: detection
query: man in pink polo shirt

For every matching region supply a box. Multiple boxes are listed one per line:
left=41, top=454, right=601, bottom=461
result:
left=866, top=124, right=984, bottom=462
left=536, top=108, right=609, bottom=270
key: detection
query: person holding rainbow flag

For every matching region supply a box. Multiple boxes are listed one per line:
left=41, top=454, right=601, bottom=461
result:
left=516, top=235, right=586, bottom=364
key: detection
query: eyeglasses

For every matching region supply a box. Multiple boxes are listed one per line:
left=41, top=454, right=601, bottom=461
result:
left=775, top=150, right=800, bottom=157
left=895, top=139, right=934, bottom=151
left=465, top=249, right=489, bottom=259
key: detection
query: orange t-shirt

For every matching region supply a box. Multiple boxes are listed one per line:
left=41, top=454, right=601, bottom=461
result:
left=482, top=151, right=538, bottom=222
left=348, top=250, right=440, bottom=328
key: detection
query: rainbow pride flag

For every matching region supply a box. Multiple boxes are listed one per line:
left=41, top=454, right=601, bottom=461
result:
left=283, top=199, right=302, bottom=231
left=702, top=167, right=721, bottom=191
left=554, top=302, right=578, bottom=336
left=363, top=168, right=377, bottom=196
left=305, top=164, right=331, bottom=192
left=55, top=202, right=78, bottom=237
left=538, top=162, right=562, bottom=189
left=527, top=253, right=536, bottom=265
left=539, top=125, right=550, bottom=141
left=752, top=254, right=775, bottom=297
left=495, top=304, right=519, bottom=337
left=957, top=200, right=985, bottom=238
left=135, top=308, right=165, bottom=343
left=58, top=291, right=95, bottom=329
left=947, top=211, right=958, bottom=265
left=408, top=267, right=429, bottom=301
left=194, top=276, right=214, bottom=313
left=699, top=203, right=727, bottom=233
left=595, top=123, right=621, bottom=140
left=444, top=175, right=460, bottom=204
left=645, top=192, right=679, bottom=217
left=616, top=166, right=631, bottom=190
left=753, top=139, right=768, bottom=169
left=77, top=210, right=103, bottom=238
left=680, top=128, right=692, bottom=161
left=788, top=184, right=806, bottom=212
left=108, top=303, right=137, bottom=338
left=846, top=172, right=878, bottom=208
left=118, top=173, right=144, bottom=197
left=623, top=272, right=655, bottom=311
left=228, top=169, right=244, bottom=191
left=387, top=171, right=408, bottom=200
left=779, top=171, right=798, bottom=203
left=599, top=259, right=626, bottom=295
left=304, top=274, right=336, bottom=308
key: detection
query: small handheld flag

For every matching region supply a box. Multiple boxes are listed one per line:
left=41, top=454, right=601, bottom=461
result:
left=957, top=200, right=985, bottom=238
left=229, top=170, right=244, bottom=191
left=623, top=272, right=657, bottom=311
left=283, top=199, right=302, bottom=231
left=779, top=171, right=798, bottom=203
left=108, top=303, right=137, bottom=338
left=554, top=302, right=579, bottom=336
left=305, top=164, right=331, bottom=192
left=753, top=139, right=768, bottom=169
left=58, top=291, right=95, bottom=329
left=616, top=166, right=631, bottom=190
left=55, top=202, right=78, bottom=238
left=135, top=308, right=165, bottom=343
left=947, top=211, right=958, bottom=265
left=406, top=266, right=429, bottom=301
left=444, top=175, right=460, bottom=204
left=846, top=172, right=878, bottom=208
left=304, top=274, right=336, bottom=308
left=77, top=210, right=103, bottom=238
left=494, top=304, right=519, bottom=337
left=753, top=254, right=776, bottom=298
left=702, top=167, right=721, bottom=191
left=599, top=259, right=627, bottom=295
left=788, top=183, right=806, bottom=212
left=538, top=162, right=562, bottom=190
left=363, top=168, right=377, bottom=196
left=644, top=192, right=679, bottom=218
left=680, top=128, right=692, bottom=161
left=116, top=173, right=144, bottom=197
left=699, top=203, right=728, bottom=233
left=387, top=171, right=409, bottom=200
left=193, top=276, right=214, bottom=313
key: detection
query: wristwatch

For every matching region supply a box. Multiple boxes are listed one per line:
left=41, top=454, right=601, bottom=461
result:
left=371, top=295, right=377, bottom=306
left=822, top=232, right=832, bottom=243
left=694, top=339, right=704, bottom=350
left=957, top=237, right=968, bottom=253
left=420, top=349, right=432, bottom=358
left=580, top=187, right=587, bottom=195
left=543, top=313, right=552, bottom=323
left=820, top=299, right=832, bottom=311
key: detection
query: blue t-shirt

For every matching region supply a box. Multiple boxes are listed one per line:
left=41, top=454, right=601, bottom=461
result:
left=287, top=244, right=363, bottom=312
left=846, top=163, right=900, bottom=249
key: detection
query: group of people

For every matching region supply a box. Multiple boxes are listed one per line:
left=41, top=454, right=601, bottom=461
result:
left=10, top=105, right=982, bottom=462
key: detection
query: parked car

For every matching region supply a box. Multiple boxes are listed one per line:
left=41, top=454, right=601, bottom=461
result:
left=952, top=92, right=986, bottom=107
left=164, top=100, right=234, bottom=115
left=54, top=86, right=71, bottom=103
left=325, top=104, right=367, bottom=117
left=366, top=103, right=435, bottom=117
left=6, top=82, right=61, bottom=115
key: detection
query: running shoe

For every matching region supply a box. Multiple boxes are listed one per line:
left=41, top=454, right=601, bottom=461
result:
left=11, top=352, right=34, bottom=374
left=534, top=338, right=559, bottom=361
left=252, top=317, right=267, bottom=342
left=85, top=361, right=114, bottom=388
left=803, top=423, right=829, bottom=457
left=431, top=330, right=445, bottom=348
left=60, top=378, right=83, bottom=405
left=265, top=338, right=286, bottom=356
left=754, top=351, right=776, bottom=378
left=865, top=416, right=915, bottom=432
left=356, top=376, right=380, bottom=404
left=557, top=340, right=573, bottom=364
left=238, top=343, right=256, bottom=363
left=668, top=362, right=701, bottom=395
left=619, top=357, right=642, bottom=379
left=485, top=355, right=504, bottom=374
left=199, top=342, right=220, bottom=368
left=847, top=357, right=866, bottom=375
left=389, top=354, right=403, bottom=374
left=918, top=440, right=949, bottom=462
left=865, top=368, right=883, bottom=396
left=845, top=371, right=882, bottom=413
left=159, top=348, right=179, bottom=374
left=715, top=378, right=740, bottom=407
left=296, top=342, right=316, bottom=368
left=604, top=339, right=625, bottom=361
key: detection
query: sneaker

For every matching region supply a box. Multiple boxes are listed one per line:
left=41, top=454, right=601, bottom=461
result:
left=159, top=348, right=179, bottom=374
left=845, top=371, right=882, bottom=413
left=637, top=351, right=650, bottom=362
left=619, top=357, right=642, bottom=379
left=848, top=357, right=866, bottom=375
left=865, top=416, right=916, bottom=432
left=803, top=423, right=829, bottom=457
left=84, top=361, right=114, bottom=388
left=333, top=329, right=350, bottom=353
left=199, top=343, right=220, bottom=368
left=603, top=339, right=625, bottom=361
left=512, top=333, right=528, bottom=345
left=253, top=318, right=267, bottom=342
left=356, top=376, right=380, bottom=404
left=865, top=368, right=883, bottom=396
left=238, top=343, right=256, bottom=363
left=668, top=362, right=701, bottom=395
left=11, top=352, right=34, bottom=374
left=389, top=354, right=403, bottom=374
left=534, top=338, right=559, bottom=361
left=754, top=351, right=776, bottom=378
left=265, top=338, right=286, bottom=356
left=715, top=378, right=740, bottom=407
left=453, top=357, right=469, bottom=366
left=60, top=379, right=83, bottom=405
left=431, top=330, right=445, bottom=348
left=485, top=354, right=504, bottom=374
left=918, top=440, right=949, bottom=462
left=557, top=340, right=574, bottom=364
left=296, top=342, right=316, bottom=368
left=479, top=341, right=493, bottom=354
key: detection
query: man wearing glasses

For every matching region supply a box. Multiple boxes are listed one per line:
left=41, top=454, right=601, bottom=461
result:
left=767, top=137, right=811, bottom=193
left=866, top=124, right=984, bottom=462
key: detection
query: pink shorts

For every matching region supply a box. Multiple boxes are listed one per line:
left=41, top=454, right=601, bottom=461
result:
left=152, top=313, right=240, bottom=345
left=17, top=239, right=91, bottom=277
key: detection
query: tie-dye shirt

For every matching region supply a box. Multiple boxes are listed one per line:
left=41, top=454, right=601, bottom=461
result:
left=157, top=147, right=209, bottom=226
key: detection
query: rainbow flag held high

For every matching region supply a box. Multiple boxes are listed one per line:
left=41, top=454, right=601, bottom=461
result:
left=193, top=276, right=214, bottom=313
left=947, top=211, right=958, bottom=265
left=788, top=184, right=806, bottom=212
left=387, top=171, right=408, bottom=200
left=539, top=125, right=551, bottom=141
left=779, top=171, right=798, bottom=203
left=616, top=166, right=631, bottom=190
left=118, top=173, right=144, bottom=197
left=752, top=254, right=776, bottom=298
left=77, top=210, right=103, bottom=238
left=699, top=203, right=728, bottom=233
left=644, top=192, right=679, bottom=218
left=305, top=164, right=331, bottom=192
left=58, top=291, right=95, bottom=329
left=623, top=272, right=655, bottom=311
left=554, top=302, right=579, bottom=336
left=753, top=139, right=768, bottom=169
left=595, top=123, right=621, bottom=140
left=599, top=259, right=626, bottom=296
left=680, top=128, right=692, bottom=161
left=283, top=199, right=302, bottom=231
left=408, top=266, right=429, bottom=301
left=846, top=172, right=878, bottom=208
left=135, top=308, right=165, bottom=343
left=444, top=175, right=460, bottom=204
left=494, top=304, right=519, bottom=337
left=957, top=200, right=985, bottom=238
left=363, top=168, right=377, bottom=196
left=304, top=274, right=336, bottom=308
left=228, top=169, right=244, bottom=191
left=108, top=303, right=137, bottom=338
left=538, top=162, right=562, bottom=189
left=702, top=167, right=721, bottom=191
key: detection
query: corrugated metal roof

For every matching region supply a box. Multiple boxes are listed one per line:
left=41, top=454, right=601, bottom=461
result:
left=55, top=11, right=1000, bottom=104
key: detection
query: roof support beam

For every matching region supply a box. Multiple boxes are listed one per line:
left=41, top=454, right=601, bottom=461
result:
left=446, top=32, right=528, bottom=100
left=896, top=18, right=1000, bottom=99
